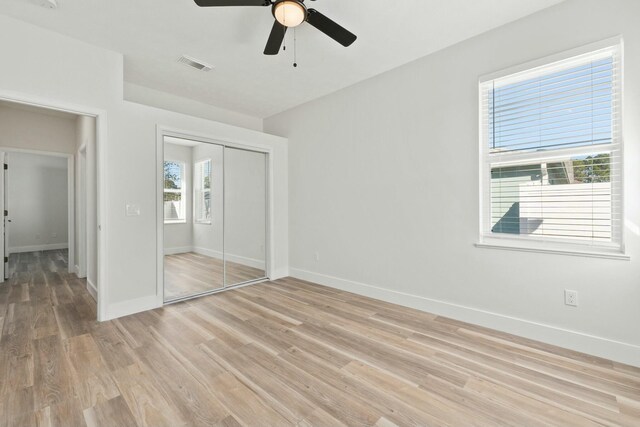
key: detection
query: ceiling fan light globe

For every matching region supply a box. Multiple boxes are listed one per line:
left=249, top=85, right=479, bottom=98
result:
left=274, top=0, right=306, bottom=28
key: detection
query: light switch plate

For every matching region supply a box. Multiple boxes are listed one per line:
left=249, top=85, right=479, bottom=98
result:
left=126, top=204, right=141, bottom=216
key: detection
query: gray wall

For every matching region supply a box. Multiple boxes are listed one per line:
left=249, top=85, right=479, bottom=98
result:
left=0, top=105, right=77, bottom=154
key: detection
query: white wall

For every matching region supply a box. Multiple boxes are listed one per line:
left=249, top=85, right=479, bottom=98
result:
left=224, top=148, right=267, bottom=267
left=0, top=14, right=289, bottom=320
left=265, top=0, right=640, bottom=366
left=0, top=104, right=77, bottom=154
left=7, top=152, right=68, bottom=252
left=124, top=83, right=263, bottom=132
left=75, top=115, right=98, bottom=292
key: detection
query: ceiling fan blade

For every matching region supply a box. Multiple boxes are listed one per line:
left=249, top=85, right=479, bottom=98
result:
left=306, top=9, right=357, bottom=47
left=264, top=20, right=287, bottom=55
left=194, top=0, right=270, bottom=7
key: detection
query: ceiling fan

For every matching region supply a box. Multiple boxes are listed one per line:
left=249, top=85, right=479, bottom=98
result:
left=194, top=0, right=357, bottom=55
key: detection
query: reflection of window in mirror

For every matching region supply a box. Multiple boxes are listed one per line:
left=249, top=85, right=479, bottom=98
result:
left=194, top=158, right=212, bottom=224
left=164, top=160, right=186, bottom=223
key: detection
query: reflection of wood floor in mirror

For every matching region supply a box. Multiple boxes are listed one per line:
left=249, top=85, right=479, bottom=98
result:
left=164, top=252, right=266, bottom=301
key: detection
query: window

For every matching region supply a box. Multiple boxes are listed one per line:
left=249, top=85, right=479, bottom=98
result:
left=194, top=159, right=212, bottom=224
left=479, top=43, right=623, bottom=254
left=164, top=161, right=186, bottom=223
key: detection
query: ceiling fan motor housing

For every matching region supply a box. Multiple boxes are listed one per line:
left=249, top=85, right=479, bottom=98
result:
left=272, top=0, right=308, bottom=28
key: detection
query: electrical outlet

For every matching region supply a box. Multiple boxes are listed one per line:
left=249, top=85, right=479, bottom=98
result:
left=52, top=232, right=57, bottom=238
left=565, top=290, right=578, bottom=307
left=314, top=252, right=320, bottom=262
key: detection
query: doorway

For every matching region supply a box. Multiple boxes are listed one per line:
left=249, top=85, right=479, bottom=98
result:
left=2, top=150, right=71, bottom=282
left=0, top=97, right=103, bottom=319
left=159, top=132, right=270, bottom=303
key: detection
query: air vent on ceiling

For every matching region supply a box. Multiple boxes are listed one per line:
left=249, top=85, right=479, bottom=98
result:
left=177, top=55, right=213, bottom=72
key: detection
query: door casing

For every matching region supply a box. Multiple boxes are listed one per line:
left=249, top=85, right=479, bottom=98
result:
left=0, top=90, right=107, bottom=321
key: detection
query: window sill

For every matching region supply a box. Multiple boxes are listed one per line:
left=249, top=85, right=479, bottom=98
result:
left=164, top=220, right=186, bottom=225
left=195, top=221, right=212, bottom=225
left=475, top=242, right=630, bottom=261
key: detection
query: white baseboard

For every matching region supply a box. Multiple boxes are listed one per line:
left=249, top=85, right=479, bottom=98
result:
left=86, top=279, right=98, bottom=301
left=228, top=253, right=265, bottom=270
left=270, top=267, right=289, bottom=281
left=192, top=246, right=222, bottom=260
left=9, top=243, right=68, bottom=253
left=290, top=268, right=640, bottom=368
left=193, top=247, right=265, bottom=270
left=104, top=295, right=162, bottom=321
left=74, top=264, right=88, bottom=278
left=164, top=246, right=265, bottom=270
left=164, top=246, right=193, bottom=255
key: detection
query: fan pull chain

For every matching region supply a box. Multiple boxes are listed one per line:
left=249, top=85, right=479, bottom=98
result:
left=293, top=27, right=298, bottom=68
left=282, top=4, right=287, bottom=51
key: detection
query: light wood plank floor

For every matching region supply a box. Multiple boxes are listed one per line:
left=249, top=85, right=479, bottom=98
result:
left=164, top=252, right=266, bottom=301
left=1, top=250, right=639, bottom=426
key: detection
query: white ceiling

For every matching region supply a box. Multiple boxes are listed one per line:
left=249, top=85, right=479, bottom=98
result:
left=1, top=0, right=563, bottom=118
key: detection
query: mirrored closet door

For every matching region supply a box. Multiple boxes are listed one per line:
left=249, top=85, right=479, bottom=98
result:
left=224, top=147, right=267, bottom=287
left=162, top=136, right=268, bottom=303
left=163, top=137, right=224, bottom=302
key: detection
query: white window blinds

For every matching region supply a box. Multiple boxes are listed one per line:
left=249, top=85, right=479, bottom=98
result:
left=480, top=44, right=623, bottom=251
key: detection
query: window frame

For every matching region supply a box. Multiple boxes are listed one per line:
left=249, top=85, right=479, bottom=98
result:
left=163, top=159, right=187, bottom=224
left=477, top=38, right=627, bottom=259
left=194, top=158, right=212, bottom=225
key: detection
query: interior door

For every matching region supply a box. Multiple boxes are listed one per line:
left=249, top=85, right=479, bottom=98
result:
left=3, top=152, right=7, bottom=280
left=0, top=152, right=5, bottom=283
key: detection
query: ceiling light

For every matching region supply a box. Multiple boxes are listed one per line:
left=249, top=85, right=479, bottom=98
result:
left=273, top=0, right=307, bottom=28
